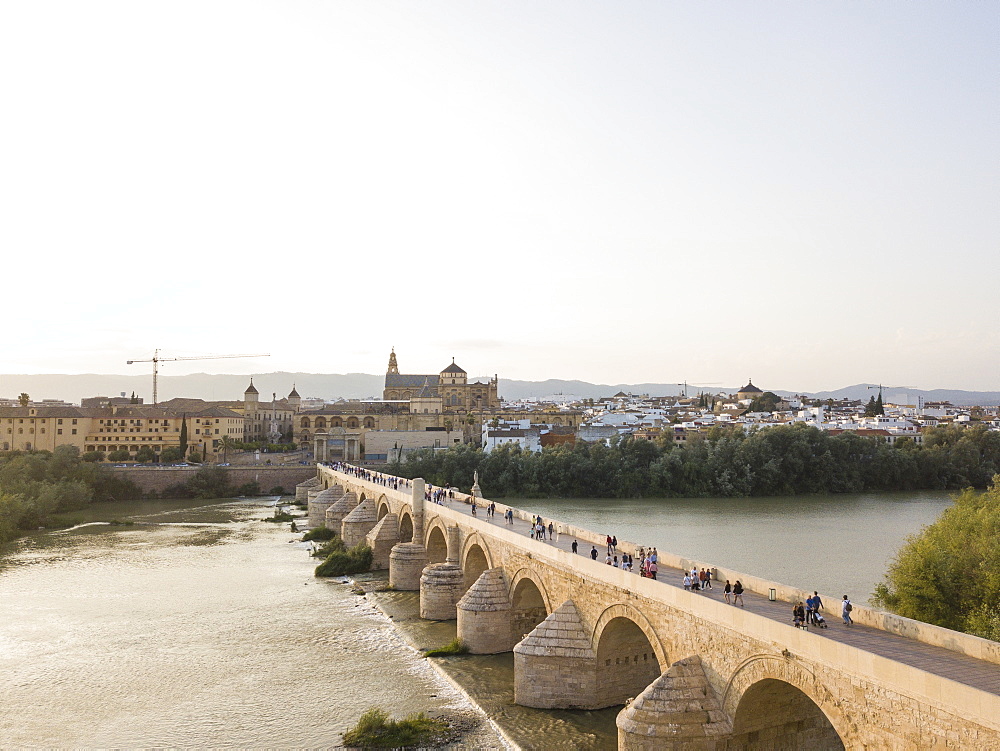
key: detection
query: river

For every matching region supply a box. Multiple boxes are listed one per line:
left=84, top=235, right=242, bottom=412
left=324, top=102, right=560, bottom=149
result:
left=511, top=490, right=955, bottom=602
left=0, top=498, right=503, bottom=749
left=0, top=489, right=955, bottom=749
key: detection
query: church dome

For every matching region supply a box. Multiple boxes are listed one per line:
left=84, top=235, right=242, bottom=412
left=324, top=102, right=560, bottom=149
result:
left=739, top=381, right=762, bottom=394
left=244, top=379, right=259, bottom=395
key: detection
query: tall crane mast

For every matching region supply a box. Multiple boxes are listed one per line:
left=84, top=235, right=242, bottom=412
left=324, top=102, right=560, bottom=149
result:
left=676, top=381, right=721, bottom=398
left=126, top=350, right=270, bottom=405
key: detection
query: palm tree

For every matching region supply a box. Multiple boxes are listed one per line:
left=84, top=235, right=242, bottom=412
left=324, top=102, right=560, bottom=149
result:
left=219, top=435, right=235, bottom=464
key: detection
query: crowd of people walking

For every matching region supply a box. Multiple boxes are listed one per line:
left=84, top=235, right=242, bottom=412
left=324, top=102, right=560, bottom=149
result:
left=326, top=463, right=853, bottom=633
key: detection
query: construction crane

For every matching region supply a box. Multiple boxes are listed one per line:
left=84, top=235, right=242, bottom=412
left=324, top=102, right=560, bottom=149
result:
left=676, top=381, right=721, bottom=398
left=127, top=350, right=270, bottom=405
left=867, top=384, right=886, bottom=398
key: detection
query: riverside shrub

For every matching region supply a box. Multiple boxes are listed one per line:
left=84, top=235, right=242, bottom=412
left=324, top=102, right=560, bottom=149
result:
left=302, top=525, right=336, bottom=542
left=0, top=446, right=141, bottom=544
left=342, top=707, right=448, bottom=748
left=314, top=542, right=373, bottom=577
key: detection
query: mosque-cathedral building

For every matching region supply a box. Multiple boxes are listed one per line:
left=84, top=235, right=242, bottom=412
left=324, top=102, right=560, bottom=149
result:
left=383, top=349, right=500, bottom=411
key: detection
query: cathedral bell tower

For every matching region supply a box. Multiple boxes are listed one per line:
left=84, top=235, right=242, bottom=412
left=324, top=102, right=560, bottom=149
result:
left=244, top=378, right=259, bottom=414
left=387, top=348, right=399, bottom=375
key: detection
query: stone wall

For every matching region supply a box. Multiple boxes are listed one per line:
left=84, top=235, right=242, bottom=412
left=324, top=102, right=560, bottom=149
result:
left=109, top=465, right=317, bottom=495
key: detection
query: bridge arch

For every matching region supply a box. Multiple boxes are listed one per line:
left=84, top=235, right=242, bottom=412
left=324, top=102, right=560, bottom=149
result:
left=461, top=534, right=494, bottom=590
left=724, top=655, right=851, bottom=749
left=593, top=603, right=667, bottom=706
left=424, top=521, right=448, bottom=564
left=398, top=507, right=413, bottom=542
left=376, top=496, right=390, bottom=521
left=509, top=568, right=551, bottom=644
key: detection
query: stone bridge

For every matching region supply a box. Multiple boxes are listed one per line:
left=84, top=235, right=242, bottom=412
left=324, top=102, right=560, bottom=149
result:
left=302, top=467, right=1000, bottom=749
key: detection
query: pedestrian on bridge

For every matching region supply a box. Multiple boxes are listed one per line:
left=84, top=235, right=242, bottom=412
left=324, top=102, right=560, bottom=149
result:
left=591, top=546, right=598, bottom=560
left=572, top=539, right=578, bottom=554
left=733, top=580, right=744, bottom=607
left=812, top=591, right=824, bottom=623
left=842, top=595, right=853, bottom=626
left=724, top=580, right=732, bottom=604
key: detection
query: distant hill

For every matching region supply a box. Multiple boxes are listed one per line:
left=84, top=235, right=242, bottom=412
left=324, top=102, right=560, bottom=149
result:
left=789, top=384, right=1000, bottom=408
left=1, top=373, right=997, bottom=407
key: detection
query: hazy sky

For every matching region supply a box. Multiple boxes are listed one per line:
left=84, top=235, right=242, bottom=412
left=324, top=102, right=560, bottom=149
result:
left=2, top=1, right=997, bottom=393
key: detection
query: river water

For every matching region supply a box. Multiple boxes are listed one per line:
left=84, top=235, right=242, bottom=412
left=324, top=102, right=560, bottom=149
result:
left=0, top=499, right=503, bottom=749
left=0, top=490, right=955, bottom=749
left=513, top=490, right=955, bottom=602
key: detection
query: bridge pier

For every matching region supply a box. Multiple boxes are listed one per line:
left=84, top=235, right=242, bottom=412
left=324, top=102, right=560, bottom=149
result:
left=420, top=526, right=465, bottom=620
left=294, top=476, right=320, bottom=502
left=456, top=568, right=514, bottom=653
left=324, top=490, right=356, bottom=533
left=616, top=655, right=732, bottom=750
left=513, top=600, right=601, bottom=709
left=341, top=497, right=377, bottom=547
left=388, top=479, right=426, bottom=590
left=366, top=514, right=399, bottom=570
left=307, top=486, right=340, bottom=528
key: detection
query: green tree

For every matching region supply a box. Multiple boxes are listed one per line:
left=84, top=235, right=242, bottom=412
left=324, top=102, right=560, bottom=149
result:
left=107, top=449, right=131, bottom=461
left=872, top=477, right=1000, bottom=639
left=135, top=446, right=156, bottom=463
left=185, top=466, right=231, bottom=499
left=865, top=396, right=878, bottom=417
left=749, top=391, right=781, bottom=412
left=18, top=393, right=29, bottom=407
left=875, top=392, right=885, bottom=416
left=160, top=446, right=183, bottom=462
left=179, top=415, right=188, bottom=458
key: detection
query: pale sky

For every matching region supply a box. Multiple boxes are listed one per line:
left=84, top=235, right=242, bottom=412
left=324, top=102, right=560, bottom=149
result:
left=2, top=1, right=997, bottom=393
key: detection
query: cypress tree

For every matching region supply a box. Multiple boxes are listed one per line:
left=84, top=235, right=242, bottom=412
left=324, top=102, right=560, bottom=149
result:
left=179, top=415, right=188, bottom=458
left=865, top=396, right=877, bottom=417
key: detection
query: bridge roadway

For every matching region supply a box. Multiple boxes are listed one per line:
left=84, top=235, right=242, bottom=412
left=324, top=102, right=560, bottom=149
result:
left=308, top=467, right=1000, bottom=748
left=435, top=491, right=1000, bottom=698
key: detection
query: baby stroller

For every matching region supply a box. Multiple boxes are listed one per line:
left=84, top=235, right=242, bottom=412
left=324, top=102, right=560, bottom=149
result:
left=813, top=611, right=828, bottom=629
